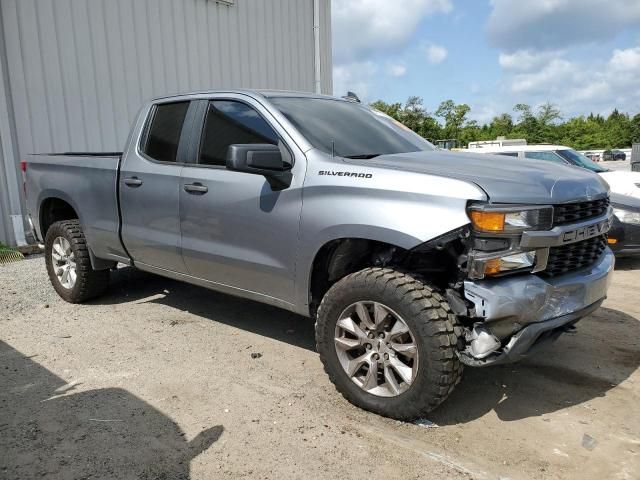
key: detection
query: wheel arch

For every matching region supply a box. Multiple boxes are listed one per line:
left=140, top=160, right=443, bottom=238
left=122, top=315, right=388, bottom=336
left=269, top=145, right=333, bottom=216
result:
left=39, top=195, right=80, bottom=239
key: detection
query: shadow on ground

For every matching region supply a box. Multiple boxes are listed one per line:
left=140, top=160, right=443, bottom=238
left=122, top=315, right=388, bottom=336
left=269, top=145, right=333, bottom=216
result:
left=0, top=341, right=223, bottom=479
left=92, top=266, right=639, bottom=425
left=615, top=256, right=640, bottom=270
left=92, top=266, right=317, bottom=351
left=430, top=306, right=640, bottom=424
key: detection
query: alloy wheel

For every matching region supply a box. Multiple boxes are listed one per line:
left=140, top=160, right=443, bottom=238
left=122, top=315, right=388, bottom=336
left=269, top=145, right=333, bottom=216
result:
left=334, top=301, right=418, bottom=397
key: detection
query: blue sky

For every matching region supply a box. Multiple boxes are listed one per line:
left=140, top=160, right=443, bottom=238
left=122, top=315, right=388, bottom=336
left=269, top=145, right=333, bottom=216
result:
left=331, top=0, right=640, bottom=123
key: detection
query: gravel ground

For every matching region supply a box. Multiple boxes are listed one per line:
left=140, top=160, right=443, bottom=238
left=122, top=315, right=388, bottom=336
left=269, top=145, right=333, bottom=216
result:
left=1, top=256, right=639, bottom=480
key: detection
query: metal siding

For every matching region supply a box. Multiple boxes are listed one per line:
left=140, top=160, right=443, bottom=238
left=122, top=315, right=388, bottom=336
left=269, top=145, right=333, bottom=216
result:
left=0, top=139, right=14, bottom=246
left=0, top=0, right=332, bottom=245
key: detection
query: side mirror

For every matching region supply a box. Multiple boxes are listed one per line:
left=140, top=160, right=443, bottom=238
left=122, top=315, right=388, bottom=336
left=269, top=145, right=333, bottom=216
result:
left=226, top=144, right=292, bottom=190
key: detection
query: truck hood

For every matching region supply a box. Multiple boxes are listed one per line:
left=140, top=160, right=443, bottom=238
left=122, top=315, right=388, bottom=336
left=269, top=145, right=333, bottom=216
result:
left=346, top=150, right=610, bottom=204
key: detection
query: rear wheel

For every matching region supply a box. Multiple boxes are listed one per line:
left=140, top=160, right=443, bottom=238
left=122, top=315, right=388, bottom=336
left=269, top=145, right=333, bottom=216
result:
left=45, top=220, right=109, bottom=303
left=316, top=267, right=462, bottom=420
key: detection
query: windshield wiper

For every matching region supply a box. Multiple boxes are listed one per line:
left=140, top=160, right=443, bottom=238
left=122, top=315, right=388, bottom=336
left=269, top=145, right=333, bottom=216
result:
left=343, top=153, right=382, bottom=159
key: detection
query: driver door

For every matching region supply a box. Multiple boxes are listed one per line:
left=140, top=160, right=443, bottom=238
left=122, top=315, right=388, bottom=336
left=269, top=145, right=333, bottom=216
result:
left=179, top=96, right=305, bottom=305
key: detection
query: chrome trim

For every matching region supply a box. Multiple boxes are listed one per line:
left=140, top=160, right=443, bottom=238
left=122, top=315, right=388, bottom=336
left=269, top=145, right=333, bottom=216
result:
left=531, top=247, right=549, bottom=273
left=464, top=248, right=614, bottom=327
left=520, top=208, right=613, bottom=248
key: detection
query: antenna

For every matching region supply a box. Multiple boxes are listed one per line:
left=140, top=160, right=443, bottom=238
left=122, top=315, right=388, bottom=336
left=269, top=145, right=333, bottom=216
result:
left=331, top=140, right=335, bottom=157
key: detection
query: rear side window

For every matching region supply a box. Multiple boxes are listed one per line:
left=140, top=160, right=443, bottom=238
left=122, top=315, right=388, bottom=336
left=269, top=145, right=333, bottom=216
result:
left=199, top=100, right=278, bottom=166
left=524, top=151, right=565, bottom=164
left=143, top=101, right=190, bottom=163
left=495, top=152, right=518, bottom=157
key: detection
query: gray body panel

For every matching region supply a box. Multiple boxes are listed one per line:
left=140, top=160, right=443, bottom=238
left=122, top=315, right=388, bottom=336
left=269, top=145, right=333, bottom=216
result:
left=178, top=93, right=307, bottom=306
left=118, top=104, right=187, bottom=273
left=25, top=154, right=128, bottom=263
left=352, top=150, right=610, bottom=205
left=25, top=90, right=612, bottom=324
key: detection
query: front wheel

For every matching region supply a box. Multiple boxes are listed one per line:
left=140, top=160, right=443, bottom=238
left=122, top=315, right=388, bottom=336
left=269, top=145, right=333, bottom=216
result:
left=315, top=268, right=463, bottom=420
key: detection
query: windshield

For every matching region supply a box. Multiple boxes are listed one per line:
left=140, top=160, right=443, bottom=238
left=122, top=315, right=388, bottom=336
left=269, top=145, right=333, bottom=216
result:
left=269, top=97, right=435, bottom=158
left=556, top=149, right=608, bottom=173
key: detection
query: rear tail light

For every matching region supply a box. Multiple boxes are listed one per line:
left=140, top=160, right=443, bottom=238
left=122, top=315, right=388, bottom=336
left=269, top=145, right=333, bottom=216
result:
left=20, top=160, right=26, bottom=172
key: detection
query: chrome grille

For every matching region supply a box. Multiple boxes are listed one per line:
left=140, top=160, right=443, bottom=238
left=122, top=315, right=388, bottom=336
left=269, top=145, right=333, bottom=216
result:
left=553, top=198, right=609, bottom=226
left=543, top=235, right=607, bottom=277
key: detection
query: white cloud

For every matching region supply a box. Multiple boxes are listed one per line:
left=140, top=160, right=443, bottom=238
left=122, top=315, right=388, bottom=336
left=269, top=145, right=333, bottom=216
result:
left=509, top=58, right=574, bottom=94
left=610, top=46, right=640, bottom=72
left=333, top=61, right=379, bottom=99
left=425, top=44, right=448, bottom=64
left=498, top=50, right=562, bottom=72
left=332, top=0, right=452, bottom=63
left=500, top=46, right=640, bottom=115
left=388, top=64, right=407, bottom=77
left=487, top=0, right=640, bottom=51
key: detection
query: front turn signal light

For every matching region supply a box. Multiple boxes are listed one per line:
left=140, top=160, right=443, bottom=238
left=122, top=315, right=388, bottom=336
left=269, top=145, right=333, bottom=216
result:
left=470, top=211, right=505, bottom=232
left=483, top=258, right=502, bottom=276
left=608, top=237, right=618, bottom=245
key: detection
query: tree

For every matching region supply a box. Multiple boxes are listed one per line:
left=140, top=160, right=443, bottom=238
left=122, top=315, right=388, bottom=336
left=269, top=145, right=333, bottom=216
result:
left=489, top=113, right=514, bottom=138
left=370, top=96, right=442, bottom=141
left=369, top=96, right=638, bottom=149
left=435, top=100, right=470, bottom=139
left=537, top=102, right=561, bottom=126
left=631, top=113, right=640, bottom=143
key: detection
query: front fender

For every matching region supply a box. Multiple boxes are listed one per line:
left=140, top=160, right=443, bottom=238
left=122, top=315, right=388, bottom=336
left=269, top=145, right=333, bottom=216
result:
left=292, top=156, right=486, bottom=315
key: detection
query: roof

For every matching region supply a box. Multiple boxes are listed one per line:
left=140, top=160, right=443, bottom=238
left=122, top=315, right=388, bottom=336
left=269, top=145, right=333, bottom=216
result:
left=468, top=144, right=572, bottom=154
left=151, top=89, right=343, bottom=103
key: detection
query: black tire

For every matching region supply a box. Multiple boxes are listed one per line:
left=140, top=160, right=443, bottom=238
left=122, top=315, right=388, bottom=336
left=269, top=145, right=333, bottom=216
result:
left=44, top=220, right=109, bottom=303
left=315, top=267, right=463, bottom=420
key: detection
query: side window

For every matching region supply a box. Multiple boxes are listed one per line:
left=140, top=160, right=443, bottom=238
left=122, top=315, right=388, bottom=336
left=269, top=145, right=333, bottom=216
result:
left=495, top=152, right=518, bottom=157
left=143, top=101, right=190, bottom=163
left=524, top=151, right=565, bottom=163
left=199, top=100, right=279, bottom=166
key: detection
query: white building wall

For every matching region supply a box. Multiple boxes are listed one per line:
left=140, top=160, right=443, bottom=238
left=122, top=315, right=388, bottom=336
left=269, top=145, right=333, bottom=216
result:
left=0, top=0, right=332, bottom=245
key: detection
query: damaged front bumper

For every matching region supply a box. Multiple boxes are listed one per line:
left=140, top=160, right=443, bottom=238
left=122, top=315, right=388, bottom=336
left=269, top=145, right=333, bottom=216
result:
left=459, top=248, right=614, bottom=366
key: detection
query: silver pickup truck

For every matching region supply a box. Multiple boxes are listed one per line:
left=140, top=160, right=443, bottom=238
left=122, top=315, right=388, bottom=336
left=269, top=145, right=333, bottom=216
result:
left=25, top=90, right=614, bottom=419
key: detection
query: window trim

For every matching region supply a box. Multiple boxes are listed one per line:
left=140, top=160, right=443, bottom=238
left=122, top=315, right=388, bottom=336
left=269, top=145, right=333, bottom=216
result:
left=188, top=97, right=295, bottom=171
left=137, top=100, right=195, bottom=166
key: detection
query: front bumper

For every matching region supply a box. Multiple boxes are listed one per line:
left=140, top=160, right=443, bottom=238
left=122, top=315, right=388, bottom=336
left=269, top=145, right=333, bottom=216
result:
left=460, top=248, right=614, bottom=365
left=459, top=300, right=603, bottom=366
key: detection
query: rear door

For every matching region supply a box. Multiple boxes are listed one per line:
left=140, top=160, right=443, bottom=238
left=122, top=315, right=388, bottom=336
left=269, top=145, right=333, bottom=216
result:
left=179, top=95, right=305, bottom=304
left=119, top=100, right=196, bottom=272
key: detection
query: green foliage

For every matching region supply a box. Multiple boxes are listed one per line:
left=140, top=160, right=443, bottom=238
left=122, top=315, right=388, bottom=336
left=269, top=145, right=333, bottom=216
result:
left=369, top=97, right=638, bottom=149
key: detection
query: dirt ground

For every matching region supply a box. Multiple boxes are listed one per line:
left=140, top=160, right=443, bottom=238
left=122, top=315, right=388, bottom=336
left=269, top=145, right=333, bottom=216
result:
left=1, top=256, right=639, bottom=480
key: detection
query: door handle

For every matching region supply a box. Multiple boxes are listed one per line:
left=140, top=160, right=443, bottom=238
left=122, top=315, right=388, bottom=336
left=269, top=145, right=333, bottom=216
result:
left=183, top=183, right=208, bottom=194
left=124, top=176, right=143, bottom=187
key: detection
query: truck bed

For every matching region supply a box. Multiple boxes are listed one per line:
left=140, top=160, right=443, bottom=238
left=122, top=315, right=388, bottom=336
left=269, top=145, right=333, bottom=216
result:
left=25, top=153, right=129, bottom=264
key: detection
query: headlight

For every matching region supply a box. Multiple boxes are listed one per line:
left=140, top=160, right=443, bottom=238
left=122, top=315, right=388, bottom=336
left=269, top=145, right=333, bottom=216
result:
left=469, top=251, right=536, bottom=278
left=469, top=205, right=553, bottom=233
left=613, top=207, right=640, bottom=225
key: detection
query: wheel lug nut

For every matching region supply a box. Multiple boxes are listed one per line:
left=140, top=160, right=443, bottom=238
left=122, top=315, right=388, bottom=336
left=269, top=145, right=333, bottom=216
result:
left=367, top=332, right=375, bottom=339
left=378, top=332, right=385, bottom=339
left=365, top=343, right=372, bottom=350
left=372, top=353, right=379, bottom=360
left=384, top=353, right=389, bottom=360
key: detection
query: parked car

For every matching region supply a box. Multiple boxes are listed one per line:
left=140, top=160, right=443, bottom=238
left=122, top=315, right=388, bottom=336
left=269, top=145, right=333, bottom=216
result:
left=467, top=144, right=640, bottom=257
left=602, top=149, right=626, bottom=161
left=609, top=193, right=640, bottom=257
left=24, top=90, right=614, bottom=419
left=583, top=151, right=601, bottom=162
